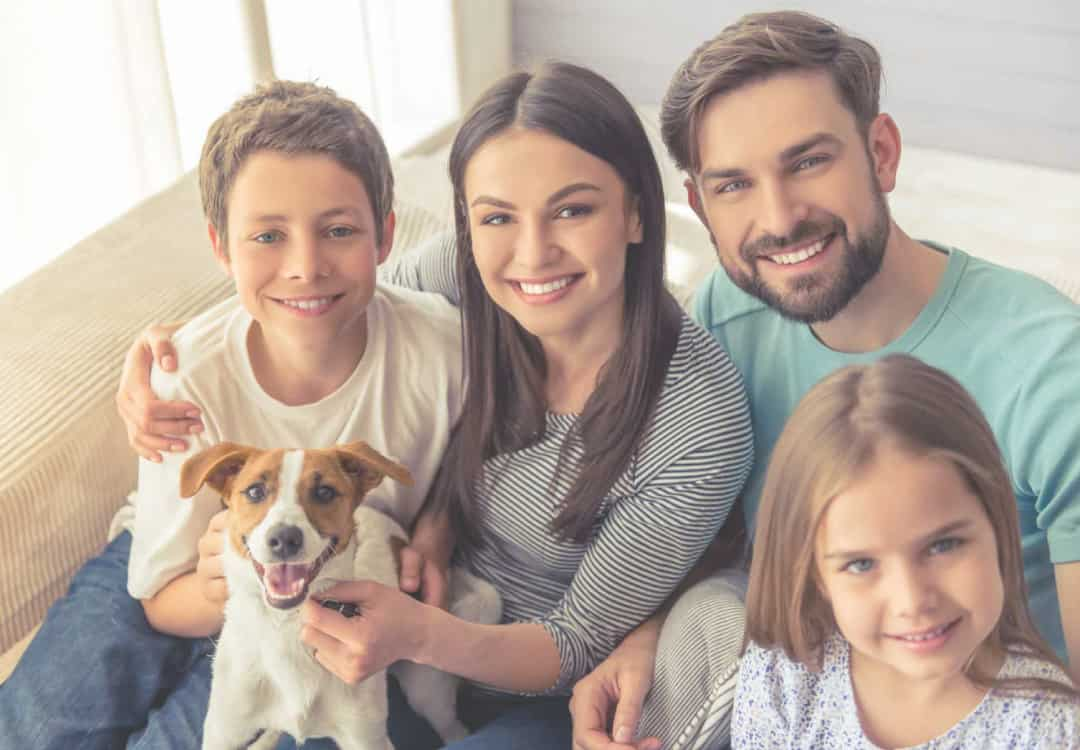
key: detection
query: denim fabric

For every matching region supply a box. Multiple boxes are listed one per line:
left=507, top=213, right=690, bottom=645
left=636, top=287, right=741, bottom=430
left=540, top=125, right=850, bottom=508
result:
left=0, top=531, right=215, bottom=750
left=277, top=685, right=571, bottom=749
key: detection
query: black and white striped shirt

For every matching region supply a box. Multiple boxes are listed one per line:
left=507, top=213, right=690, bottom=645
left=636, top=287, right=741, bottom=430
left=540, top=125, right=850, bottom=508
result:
left=382, top=233, right=754, bottom=695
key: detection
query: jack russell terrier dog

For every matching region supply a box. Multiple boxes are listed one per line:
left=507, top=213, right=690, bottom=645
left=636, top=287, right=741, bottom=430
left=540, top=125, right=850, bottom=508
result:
left=179, top=441, right=501, bottom=750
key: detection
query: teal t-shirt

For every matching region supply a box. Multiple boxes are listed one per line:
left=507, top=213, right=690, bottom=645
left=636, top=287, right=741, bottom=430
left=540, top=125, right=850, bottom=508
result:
left=694, top=244, right=1080, bottom=659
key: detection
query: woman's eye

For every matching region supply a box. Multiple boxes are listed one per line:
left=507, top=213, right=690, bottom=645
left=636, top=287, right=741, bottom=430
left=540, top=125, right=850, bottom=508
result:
left=555, top=204, right=592, bottom=219
left=244, top=483, right=267, bottom=502
left=842, top=558, right=874, bottom=574
left=480, top=213, right=510, bottom=226
left=312, top=484, right=339, bottom=504
left=327, top=225, right=355, bottom=238
left=928, top=537, right=964, bottom=556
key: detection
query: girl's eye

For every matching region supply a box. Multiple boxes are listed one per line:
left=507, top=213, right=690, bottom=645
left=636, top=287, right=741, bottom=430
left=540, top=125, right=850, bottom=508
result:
left=555, top=204, right=592, bottom=219
left=842, top=558, right=875, bottom=574
left=311, top=484, right=339, bottom=504
left=928, top=537, right=964, bottom=556
left=327, top=226, right=355, bottom=238
left=480, top=213, right=510, bottom=226
left=244, top=483, right=267, bottom=502
left=794, top=154, right=829, bottom=172
left=254, top=231, right=281, bottom=243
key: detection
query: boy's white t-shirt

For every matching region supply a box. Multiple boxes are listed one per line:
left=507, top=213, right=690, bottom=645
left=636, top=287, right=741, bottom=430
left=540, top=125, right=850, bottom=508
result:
left=114, top=283, right=463, bottom=600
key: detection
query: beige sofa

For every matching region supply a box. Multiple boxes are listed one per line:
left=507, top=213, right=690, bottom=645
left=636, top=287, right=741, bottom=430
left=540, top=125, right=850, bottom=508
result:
left=2, top=111, right=1078, bottom=687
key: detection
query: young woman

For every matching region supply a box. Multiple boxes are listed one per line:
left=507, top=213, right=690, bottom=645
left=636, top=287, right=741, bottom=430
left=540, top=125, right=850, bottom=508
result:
left=118, top=62, right=754, bottom=748
left=735, top=354, right=1077, bottom=748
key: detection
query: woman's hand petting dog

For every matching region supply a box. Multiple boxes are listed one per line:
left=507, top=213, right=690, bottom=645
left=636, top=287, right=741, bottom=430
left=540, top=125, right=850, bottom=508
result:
left=196, top=509, right=230, bottom=605
left=301, top=581, right=431, bottom=686
left=397, top=544, right=449, bottom=610
left=115, top=320, right=203, bottom=462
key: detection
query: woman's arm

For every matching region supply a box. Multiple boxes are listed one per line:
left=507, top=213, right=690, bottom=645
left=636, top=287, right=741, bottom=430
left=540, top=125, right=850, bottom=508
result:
left=378, top=229, right=460, bottom=304
left=300, top=580, right=563, bottom=692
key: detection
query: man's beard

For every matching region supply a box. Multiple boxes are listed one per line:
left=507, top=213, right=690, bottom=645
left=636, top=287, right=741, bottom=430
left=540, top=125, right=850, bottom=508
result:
left=719, top=189, right=891, bottom=324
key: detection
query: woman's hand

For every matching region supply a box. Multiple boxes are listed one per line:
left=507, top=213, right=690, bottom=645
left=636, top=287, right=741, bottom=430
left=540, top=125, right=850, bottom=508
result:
left=115, top=322, right=204, bottom=462
left=570, top=621, right=662, bottom=750
left=301, top=581, right=434, bottom=685
left=196, top=509, right=230, bottom=605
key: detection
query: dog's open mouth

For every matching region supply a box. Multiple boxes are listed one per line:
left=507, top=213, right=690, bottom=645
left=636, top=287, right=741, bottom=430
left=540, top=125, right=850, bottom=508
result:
left=251, top=540, right=337, bottom=610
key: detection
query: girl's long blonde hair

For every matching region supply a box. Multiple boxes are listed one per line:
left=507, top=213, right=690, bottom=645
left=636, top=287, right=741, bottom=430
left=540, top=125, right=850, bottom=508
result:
left=744, top=354, right=1076, bottom=699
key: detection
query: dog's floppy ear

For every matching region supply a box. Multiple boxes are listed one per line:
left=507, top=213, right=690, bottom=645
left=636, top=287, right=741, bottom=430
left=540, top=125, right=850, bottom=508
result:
left=333, top=441, right=414, bottom=499
left=179, top=442, right=257, bottom=500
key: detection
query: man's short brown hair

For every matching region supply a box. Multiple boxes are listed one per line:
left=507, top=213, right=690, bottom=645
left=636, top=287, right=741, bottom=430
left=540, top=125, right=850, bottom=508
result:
left=198, top=80, right=393, bottom=249
left=661, top=11, right=882, bottom=174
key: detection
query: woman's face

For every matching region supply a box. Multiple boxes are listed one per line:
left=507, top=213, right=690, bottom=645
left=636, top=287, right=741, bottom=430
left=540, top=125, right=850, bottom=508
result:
left=462, top=127, right=641, bottom=352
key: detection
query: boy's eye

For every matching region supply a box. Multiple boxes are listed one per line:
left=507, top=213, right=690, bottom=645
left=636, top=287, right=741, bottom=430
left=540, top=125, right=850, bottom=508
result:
left=716, top=179, right=750, bottom=195
left=253, top=231, right=281, bottom=243
left=327, top=225, right=355, bottom=239
left=244, top=483, right=267, bottom=502
left=928, top=537, right=964, bottom=556
left=794, top=154, right=830, bottom=172
left=842, top=558, right=875, bottom=574
left=311, top=484, right=339, bottom=504
left=555, top=204, right=592, bottom=219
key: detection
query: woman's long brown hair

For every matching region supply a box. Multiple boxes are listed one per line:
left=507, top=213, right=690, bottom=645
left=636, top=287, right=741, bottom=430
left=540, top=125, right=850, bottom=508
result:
left=430, top=62, right=681, bottom=545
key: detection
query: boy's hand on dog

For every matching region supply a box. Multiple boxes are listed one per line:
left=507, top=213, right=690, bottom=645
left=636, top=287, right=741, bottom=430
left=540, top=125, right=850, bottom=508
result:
left=398, top=545, right=449, bottom=610
left=302, top=581, right=430, bottom=686
left=196, top=509, right=230, bottom=605
left=116, top=321, right=204, bottom=463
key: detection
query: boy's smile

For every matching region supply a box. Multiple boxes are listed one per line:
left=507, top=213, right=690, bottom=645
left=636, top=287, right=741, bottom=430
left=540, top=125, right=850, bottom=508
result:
left=209, top=150, right=393, bottom=401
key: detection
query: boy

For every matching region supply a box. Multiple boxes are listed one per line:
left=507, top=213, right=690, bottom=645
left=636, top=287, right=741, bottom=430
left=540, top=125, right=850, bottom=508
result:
left=0, top=80, right=462, bottom=749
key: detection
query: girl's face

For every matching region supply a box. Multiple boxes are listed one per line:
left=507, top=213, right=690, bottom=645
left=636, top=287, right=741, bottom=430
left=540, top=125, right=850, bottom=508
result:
left=814, top=443, right=1004, bottom=690
left=462, top=127, right=642, bottom=352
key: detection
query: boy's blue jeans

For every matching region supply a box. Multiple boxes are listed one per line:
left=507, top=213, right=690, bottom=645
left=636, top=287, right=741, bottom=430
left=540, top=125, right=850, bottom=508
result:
left=0, top=531, right=572, bottom=749
left=0, top=531, right=215, bottom=749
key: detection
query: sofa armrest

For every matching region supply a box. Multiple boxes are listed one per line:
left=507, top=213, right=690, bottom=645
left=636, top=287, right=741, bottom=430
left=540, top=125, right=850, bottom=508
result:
left=0, top=171, right=232, bottom=654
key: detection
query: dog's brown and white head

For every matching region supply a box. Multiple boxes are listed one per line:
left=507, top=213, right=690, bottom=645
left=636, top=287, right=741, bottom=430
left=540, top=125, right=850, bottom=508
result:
left=180, top=441, right=413, bottom=610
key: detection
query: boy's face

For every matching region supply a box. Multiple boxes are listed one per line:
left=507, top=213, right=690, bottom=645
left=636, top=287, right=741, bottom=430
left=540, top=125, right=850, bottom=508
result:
left=211, top=151, right=393, bottom=353
left=687, top=70, right=898, bottom=324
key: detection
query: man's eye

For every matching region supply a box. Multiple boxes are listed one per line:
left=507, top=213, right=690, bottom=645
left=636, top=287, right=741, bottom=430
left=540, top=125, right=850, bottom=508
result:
left=842, top=558, right=874, bottom=574
left=244, top=483, right=267, bottom=502
left=312, top=484, right=339, bottom=504
left=327, top=226, right=355, bottom=238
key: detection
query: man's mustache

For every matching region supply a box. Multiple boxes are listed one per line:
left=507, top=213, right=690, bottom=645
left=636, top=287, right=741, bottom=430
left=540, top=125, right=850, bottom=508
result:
left=740, top=217, right=845, bottom=260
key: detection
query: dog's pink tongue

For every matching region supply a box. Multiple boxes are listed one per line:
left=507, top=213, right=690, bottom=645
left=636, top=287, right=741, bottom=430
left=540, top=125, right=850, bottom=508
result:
left=264, top=563, right=308, bottom=597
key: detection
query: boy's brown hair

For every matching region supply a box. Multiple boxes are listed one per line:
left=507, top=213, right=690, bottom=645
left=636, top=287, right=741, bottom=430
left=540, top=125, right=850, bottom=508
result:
left=198, top=80, right=393, bottom=250
left=661, top=10, right=881, bottom=173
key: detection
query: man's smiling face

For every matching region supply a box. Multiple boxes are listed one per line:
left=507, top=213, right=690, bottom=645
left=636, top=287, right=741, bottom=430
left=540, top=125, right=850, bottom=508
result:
left=689, top=70, right=895, bottom=323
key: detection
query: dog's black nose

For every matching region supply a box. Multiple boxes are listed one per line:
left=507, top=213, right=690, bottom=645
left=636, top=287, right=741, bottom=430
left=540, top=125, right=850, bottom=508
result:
left=266, top=524, right=304, bottom=560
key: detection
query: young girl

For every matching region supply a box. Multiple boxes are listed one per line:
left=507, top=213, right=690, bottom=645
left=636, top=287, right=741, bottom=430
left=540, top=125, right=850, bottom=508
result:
left=734, top=354, right=1078, bottom=749
left=118, top=62, right=754, bottom=748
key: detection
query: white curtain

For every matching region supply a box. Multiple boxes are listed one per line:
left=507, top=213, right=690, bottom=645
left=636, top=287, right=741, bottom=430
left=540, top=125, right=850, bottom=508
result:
left=0, top=0, right=507, bottom=295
